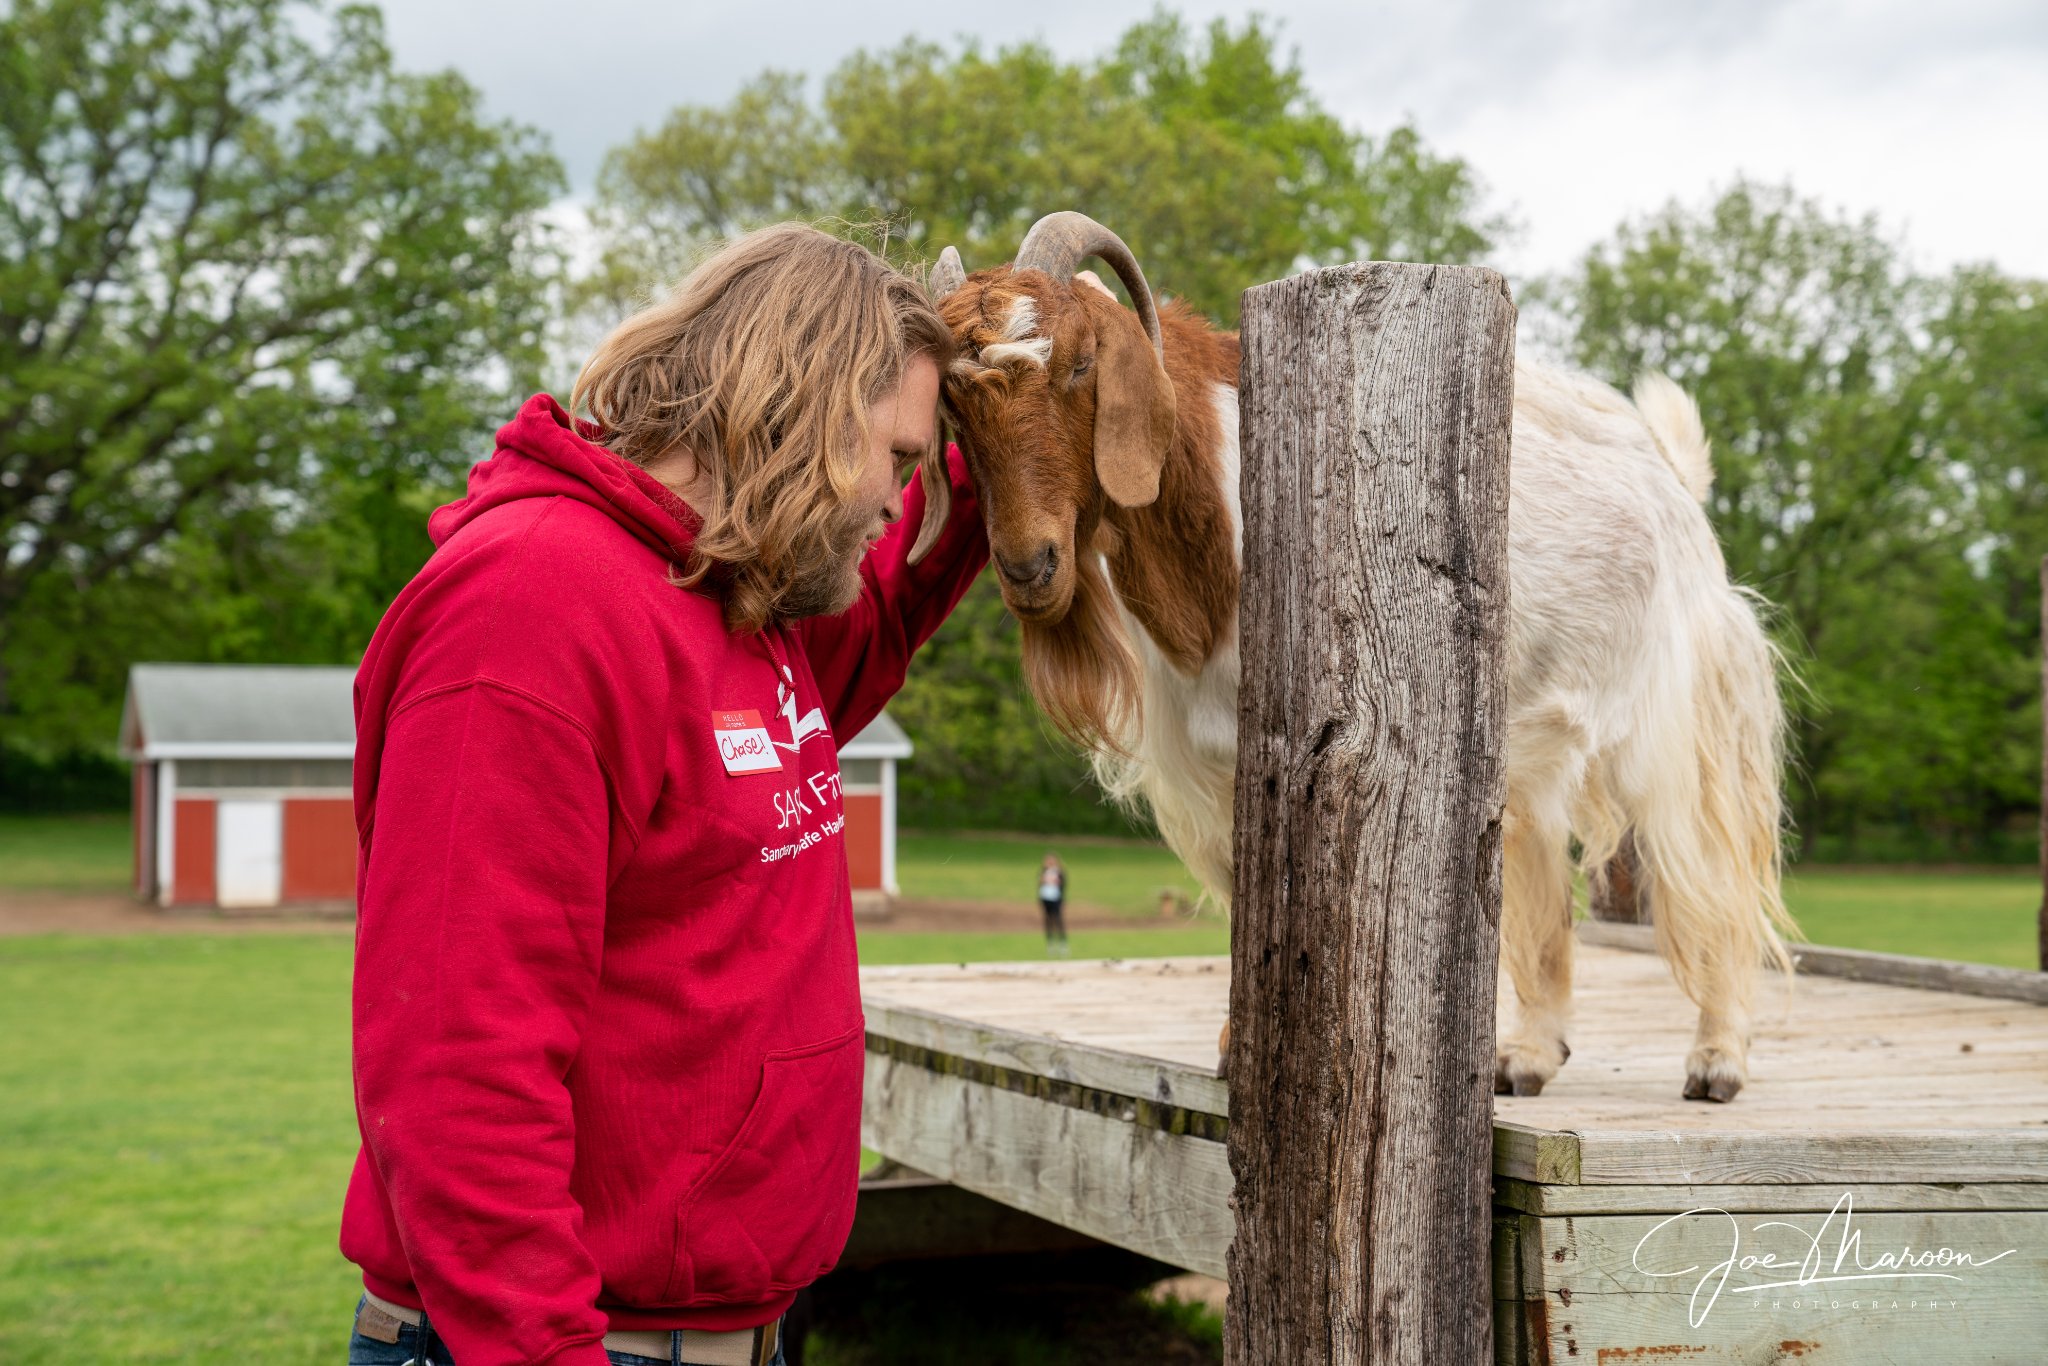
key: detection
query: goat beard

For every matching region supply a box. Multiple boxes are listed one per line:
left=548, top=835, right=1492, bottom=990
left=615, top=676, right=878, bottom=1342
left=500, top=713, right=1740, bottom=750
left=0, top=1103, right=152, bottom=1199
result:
left=1017, top=551, right=1143, bottom=757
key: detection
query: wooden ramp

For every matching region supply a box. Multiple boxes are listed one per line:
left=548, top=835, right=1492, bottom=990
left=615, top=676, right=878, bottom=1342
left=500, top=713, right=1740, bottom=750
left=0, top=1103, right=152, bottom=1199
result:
left=858, top=926, right=2048, bottom=1364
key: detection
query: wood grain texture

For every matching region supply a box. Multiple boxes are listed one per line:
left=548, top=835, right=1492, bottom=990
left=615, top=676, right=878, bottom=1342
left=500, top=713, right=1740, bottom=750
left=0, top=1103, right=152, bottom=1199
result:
left=1508, top=1208, right=2048, bottom=1364
left=861, top=958, right=1231, bottom=1117
left=1227, top=262, right=1517, bottom=1365
left=859, top=1049, right=1234, bottom=1277
left=1495, top=1177, right=2048, bottom=1216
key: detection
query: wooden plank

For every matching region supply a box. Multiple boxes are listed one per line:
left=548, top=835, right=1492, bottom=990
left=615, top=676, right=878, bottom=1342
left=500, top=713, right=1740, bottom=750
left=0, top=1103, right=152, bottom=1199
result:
left=859, top=1048, right=1233, bottom=1278
left=1513, top=1208, right=2048, bottom=1363
left=1578, top=919, right=2048, bottom=1006
left=1494, top=1119, right=1582, bottom=1185
left=1574, top=1129, right=2048, bottom=1186
left=861, top=998, right=1228, bottom=1119
left=1495, top=1177, right=2048, bottom=1216
left=1231, top=261, right=1514, bottom=1366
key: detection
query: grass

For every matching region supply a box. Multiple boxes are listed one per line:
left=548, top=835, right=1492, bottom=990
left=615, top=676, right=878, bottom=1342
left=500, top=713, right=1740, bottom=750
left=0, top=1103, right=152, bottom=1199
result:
left=0, top=812, right=132, bottom=891
left=897, top=830, right=1197, bottom=917
left=0, top=812, right=2040, bottom=1361
left=0, top=929, right=1224, bottom=1365
left=9, top=811, right=2042, bottom=966
left=1781, top=871, right=2041, bottom=969
left=0, top=934, right=360, bottom=1363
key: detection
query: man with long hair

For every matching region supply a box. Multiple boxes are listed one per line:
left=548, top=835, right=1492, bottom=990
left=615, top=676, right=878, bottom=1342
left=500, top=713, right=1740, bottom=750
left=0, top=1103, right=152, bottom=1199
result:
left=339, top=225, right=986, bottom=1366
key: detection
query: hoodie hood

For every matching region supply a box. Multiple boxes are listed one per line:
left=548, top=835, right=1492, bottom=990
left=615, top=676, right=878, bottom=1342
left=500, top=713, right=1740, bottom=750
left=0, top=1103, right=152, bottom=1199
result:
left=429, top=393, right=699, bottom=560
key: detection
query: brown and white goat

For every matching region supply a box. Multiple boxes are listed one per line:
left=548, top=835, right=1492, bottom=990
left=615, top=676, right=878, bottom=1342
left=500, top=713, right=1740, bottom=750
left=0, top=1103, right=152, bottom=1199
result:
left=910, top=211, right=1796, bottom=1102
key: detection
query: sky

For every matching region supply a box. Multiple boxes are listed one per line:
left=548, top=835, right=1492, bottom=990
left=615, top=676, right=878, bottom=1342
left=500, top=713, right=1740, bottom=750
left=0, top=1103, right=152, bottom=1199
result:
left=380, top=0, right=2048, bottom=282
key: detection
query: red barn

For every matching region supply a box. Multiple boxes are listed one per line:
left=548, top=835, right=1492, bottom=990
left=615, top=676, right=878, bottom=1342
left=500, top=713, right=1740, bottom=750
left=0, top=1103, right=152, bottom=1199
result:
left=120, top=662, right=911, bottom=909
left=120, top=664, right=358, bottom=908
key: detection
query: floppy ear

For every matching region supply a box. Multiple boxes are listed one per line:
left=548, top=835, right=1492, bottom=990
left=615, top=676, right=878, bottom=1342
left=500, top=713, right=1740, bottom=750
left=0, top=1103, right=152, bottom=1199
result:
left=905, top=419, right=955, bottom=567
left=1082, top=290, right=1175, bottom=508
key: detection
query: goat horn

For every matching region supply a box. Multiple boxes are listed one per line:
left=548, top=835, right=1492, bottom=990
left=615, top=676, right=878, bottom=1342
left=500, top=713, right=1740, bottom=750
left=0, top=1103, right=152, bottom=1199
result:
left=930, top=245, right=966, bottom=300
left=1013, top=212, right=1163, bottom=358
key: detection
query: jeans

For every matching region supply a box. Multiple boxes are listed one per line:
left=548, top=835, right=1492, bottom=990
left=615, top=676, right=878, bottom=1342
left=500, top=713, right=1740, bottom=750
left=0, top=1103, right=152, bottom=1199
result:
left=347, top=1294, right=789, bottom=1366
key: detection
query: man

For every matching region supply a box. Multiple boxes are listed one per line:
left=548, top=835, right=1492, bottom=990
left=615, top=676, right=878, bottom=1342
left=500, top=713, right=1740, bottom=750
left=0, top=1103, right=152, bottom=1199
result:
left=340, top=225, right=987, bottom=1366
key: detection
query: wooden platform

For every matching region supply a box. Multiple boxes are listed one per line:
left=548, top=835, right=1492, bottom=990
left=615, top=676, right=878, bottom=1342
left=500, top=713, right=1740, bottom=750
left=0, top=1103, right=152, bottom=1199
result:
left=858, top=926, right=2048, bottom=1363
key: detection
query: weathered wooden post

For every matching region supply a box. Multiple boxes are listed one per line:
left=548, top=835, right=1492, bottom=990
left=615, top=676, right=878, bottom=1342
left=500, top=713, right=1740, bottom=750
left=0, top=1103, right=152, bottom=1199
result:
left=2040, top=554, right=2046, bottom=972
left=1228, top=264, right=1516, bottom=1364
left=1588, top=833, right=1648, bottom=924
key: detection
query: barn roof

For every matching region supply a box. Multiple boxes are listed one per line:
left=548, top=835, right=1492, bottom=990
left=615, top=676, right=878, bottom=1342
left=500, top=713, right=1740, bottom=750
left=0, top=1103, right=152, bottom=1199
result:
left=120, top=662, right=914, bottom=762
left=121, top=663, right=357, bottom=759
left=840, top=710, right=913, bottom=760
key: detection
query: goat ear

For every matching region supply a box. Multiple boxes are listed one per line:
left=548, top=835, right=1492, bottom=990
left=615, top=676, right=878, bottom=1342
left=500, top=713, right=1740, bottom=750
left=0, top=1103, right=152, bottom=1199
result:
left=905, top=424, right=954, bottom=567
left=1086, top=293, right=1175, bottom=508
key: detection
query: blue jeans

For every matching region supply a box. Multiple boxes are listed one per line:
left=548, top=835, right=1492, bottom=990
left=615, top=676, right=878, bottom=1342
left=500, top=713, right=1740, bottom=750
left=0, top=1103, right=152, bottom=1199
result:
left=347, top=1294, right=789, bottom=1366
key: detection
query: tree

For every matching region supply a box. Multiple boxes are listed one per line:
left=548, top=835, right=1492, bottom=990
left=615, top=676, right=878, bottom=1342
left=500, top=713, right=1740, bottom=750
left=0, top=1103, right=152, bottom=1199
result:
left=1547, top=181, right=2045, bottom=856
left=0, top=0, right=564, bottom=755
left=584, top=13, right=1500, bottom=324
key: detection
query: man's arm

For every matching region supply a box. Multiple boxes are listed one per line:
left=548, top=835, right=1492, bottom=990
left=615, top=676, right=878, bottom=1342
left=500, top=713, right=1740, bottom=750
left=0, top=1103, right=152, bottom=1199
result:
left=353, top=682, right=619, bottom=1366
left=796, top=443, right=988, bottom=738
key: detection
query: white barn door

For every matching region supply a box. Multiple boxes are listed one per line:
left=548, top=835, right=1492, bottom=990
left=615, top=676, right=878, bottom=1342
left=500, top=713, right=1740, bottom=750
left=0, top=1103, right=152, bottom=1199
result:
left=217, top=799, right=283, bottom=907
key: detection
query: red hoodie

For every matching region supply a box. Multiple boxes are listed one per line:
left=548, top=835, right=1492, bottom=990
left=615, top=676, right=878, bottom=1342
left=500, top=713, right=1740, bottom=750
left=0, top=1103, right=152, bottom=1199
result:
left=339, top=394, right=987, bottom=1366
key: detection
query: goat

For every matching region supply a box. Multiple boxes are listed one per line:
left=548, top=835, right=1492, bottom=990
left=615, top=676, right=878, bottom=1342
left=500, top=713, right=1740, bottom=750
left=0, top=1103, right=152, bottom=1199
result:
left=908, top=211, right=1798, bottom=1103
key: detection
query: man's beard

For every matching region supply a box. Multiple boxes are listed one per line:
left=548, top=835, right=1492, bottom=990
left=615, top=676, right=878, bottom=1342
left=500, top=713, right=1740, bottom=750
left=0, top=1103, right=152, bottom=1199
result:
left=775, top=502, right=873, bottom=621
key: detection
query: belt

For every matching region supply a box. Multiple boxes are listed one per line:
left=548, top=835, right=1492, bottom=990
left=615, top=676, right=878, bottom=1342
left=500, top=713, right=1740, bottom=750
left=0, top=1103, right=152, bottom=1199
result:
left=357, top=1289, right=781, bottom=1366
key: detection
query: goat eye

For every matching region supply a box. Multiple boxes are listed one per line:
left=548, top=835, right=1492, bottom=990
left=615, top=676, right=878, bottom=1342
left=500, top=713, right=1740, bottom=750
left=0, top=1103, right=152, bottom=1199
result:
left=1071, top=356, right=1092, bottom=378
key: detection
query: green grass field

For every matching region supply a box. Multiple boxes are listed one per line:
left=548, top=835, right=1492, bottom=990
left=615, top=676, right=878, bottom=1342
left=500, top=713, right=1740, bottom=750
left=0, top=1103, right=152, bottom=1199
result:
left=6, top=811, right=2038, bottom=964
left=0, top=812, right=2039, bottom=1360
left=0, top=812, right=132, bottom=890
left=896, top=830, right=1197, bottom=917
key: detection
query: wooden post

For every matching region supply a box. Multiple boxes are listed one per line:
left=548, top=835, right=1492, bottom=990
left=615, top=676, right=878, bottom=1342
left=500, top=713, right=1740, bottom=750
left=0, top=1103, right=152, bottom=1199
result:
left=1228, top=264, right=1515, bottom=1365
left=1588, top=832, right=1648, bottom=924
left=2040, top=554, right=2046, bottom=972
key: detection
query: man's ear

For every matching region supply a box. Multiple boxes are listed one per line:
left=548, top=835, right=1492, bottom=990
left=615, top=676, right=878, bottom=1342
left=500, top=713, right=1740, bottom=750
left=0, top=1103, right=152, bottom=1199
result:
left=1082, top=290, right=1175, bottom=508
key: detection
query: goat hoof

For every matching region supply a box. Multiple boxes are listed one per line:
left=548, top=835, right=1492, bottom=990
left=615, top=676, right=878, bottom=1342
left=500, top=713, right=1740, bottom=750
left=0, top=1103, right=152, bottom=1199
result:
left=1682, top=1073, right=1743, bottom=1104
left=1494, top=1041, right=1561, bottom=1097
left=1683, top=1048, right=1747, bottom=1103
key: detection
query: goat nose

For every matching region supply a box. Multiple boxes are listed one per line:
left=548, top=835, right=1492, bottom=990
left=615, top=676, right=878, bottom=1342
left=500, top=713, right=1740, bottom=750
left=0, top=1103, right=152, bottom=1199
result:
left=995, top=543, right=1056, bottom=587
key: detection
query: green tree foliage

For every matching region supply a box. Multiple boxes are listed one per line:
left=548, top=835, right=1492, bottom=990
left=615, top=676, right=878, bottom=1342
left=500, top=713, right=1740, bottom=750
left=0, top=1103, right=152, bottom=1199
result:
left=1547, top=182, right=2048, bottom=857
left=583, top=12, right=1499, bottom=324
left=0, top=0, right=563, bottom=758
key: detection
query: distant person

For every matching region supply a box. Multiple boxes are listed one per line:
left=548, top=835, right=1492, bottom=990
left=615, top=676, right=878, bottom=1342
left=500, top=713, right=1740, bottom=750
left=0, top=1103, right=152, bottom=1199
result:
left=341, top=226, right=988, bottom=1366
left=1039, top=853, right=1068, bottom=956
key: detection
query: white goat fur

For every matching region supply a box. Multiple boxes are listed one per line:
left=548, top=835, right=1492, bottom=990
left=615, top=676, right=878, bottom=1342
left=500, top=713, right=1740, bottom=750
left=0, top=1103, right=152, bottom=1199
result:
left=1095, top=360, right=1795, bottom=1096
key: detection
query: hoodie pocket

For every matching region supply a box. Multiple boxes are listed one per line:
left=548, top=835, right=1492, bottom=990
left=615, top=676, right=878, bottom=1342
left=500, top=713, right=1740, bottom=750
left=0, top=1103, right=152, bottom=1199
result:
left=662, top=1023, right=865, bottom=1306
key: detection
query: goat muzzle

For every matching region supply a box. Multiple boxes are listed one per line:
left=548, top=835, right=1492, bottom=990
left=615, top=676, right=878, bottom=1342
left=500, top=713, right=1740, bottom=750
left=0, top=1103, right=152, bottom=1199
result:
left=994, top=542, right=1058, bottom=591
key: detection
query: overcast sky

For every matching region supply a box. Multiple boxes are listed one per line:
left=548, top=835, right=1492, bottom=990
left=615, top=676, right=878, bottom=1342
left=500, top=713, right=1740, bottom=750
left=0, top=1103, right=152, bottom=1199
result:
left=381, top=0, right=2048, bottom=281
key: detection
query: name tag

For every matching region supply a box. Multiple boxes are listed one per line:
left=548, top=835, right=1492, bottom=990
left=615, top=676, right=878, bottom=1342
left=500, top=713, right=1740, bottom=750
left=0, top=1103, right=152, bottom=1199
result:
left=712, top=709, right=781, bottom=775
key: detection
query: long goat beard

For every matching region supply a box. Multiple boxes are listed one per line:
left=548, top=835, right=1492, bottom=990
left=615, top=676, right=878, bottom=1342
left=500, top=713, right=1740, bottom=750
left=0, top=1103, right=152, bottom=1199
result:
left=1017, top=551, right=1143, bottom=757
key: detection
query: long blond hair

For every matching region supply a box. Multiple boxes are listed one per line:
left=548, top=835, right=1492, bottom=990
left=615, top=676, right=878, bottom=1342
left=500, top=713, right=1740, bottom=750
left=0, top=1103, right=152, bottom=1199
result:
left=573, top=223, right=953, bottom=632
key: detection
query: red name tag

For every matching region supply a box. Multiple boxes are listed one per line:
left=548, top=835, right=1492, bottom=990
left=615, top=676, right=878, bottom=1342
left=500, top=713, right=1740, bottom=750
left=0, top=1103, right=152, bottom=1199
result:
left=711, top=709, right=781, bottom=775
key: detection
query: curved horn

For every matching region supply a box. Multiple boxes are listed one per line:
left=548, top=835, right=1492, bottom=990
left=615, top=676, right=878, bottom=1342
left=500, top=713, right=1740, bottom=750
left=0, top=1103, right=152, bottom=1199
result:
left=929, top=245, right=966, bottom=300
left=1013, top=212, right=1163, bottom=358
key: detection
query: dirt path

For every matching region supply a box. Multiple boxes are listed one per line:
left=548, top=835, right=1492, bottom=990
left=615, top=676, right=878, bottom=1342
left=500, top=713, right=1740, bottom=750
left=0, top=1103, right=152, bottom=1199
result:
left=0, top=889, right=1197, bottom=937
left=0, top=889, right=357, bottom=936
